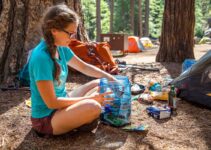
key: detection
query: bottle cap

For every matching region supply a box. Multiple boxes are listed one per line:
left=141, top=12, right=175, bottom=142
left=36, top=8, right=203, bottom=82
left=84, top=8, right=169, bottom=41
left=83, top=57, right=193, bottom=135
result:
left=171, top=85, right=175, bottom=89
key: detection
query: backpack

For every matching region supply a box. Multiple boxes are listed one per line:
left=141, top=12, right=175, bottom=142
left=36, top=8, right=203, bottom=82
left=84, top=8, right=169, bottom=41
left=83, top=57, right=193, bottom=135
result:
left=18, top=50, right=33, bottom=87
left=68, top=40, right=119, bottom=74
left=18, top=63, right=30, bottom=87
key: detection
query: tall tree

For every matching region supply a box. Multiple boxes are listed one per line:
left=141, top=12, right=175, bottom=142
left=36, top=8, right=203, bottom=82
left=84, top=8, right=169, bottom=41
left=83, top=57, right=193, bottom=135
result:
left=138, top=0, right=143, bottom=37
left=144, top=0, right=149, bottom=36
left=208, top=18, right=211, bottom=28
left=96, top=0, right=101, bottom=41
left=130, top=0, right=135, bottom=34
left=81, top=1, right=96, bottom=40
left=109, top=0, right=114, bottom=33
left=100, top=0, right=110, bottom=34
left=121, top=0, right=125, bottom=31
left=0, top=0, right=88, bottom=85
left=156, top=0, right=195, bottom=62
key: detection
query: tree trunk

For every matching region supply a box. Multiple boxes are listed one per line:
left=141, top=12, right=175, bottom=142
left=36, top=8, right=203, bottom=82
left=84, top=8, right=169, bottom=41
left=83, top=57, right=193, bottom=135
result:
left=109, top=0, right=114, bottom=33
left=156, top=0, right=195, bottom=62
left=138, top=0, right=143, bottom=37
left=121, top=0, right=125, bottom=31
left=130, top=0, right=135, bottom=35
left=0, top=0, right=88, bottom=85
left=208, top=18, right=211, bottom=28
left=96, top=0, right=101, bottom=42
left=144, top=0, right=149, bottom=36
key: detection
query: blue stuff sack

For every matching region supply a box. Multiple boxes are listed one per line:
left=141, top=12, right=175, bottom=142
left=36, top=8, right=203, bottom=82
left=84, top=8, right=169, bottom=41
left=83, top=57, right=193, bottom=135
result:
left=182, top=59, right=196, bottom=73
left=18, top=49, right=33, bottom=87
left=18, top=63, right=30, bottom=87
left=99, top=75, right=131, bottom=127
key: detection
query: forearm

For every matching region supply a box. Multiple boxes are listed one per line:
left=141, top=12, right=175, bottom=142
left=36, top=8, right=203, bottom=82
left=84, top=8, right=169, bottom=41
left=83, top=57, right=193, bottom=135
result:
left=82, top=64, right=115, bottom=81
left=68, top=56, right=116, bottom=81
left=49, top=96, right=93, bottom=109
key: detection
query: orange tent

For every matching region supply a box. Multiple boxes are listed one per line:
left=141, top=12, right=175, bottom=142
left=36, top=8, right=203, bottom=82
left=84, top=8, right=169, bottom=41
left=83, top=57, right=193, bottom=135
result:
left=127, top=36, right=144, bottom=53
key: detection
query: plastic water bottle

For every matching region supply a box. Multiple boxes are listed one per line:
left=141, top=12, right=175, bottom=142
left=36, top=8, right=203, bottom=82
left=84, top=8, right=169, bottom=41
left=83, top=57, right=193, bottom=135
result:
left=99, top=78, right=111, bottom=113
left=99, top=78, right=109, bottom=93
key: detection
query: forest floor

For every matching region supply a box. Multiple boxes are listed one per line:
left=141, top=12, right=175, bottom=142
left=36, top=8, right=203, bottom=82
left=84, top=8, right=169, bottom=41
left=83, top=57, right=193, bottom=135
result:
left=0, top=44, right=211, bottom=150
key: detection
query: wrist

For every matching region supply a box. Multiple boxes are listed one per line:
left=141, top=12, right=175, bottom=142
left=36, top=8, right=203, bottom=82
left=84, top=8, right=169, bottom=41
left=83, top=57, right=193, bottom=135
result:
left=106, top=75, right=116, bottom=81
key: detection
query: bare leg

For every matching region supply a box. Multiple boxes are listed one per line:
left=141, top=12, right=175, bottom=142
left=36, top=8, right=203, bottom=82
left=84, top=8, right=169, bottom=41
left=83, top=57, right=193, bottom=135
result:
left=51, top=99, right=101, bottom=135
left=67, top=79, right=100, bottom=97
left=51, top=79, right=101, bottom=135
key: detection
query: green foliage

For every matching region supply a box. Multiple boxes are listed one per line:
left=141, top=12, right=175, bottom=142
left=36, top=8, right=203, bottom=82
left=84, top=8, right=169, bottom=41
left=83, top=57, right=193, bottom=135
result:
left=81, top=0, right=96, bottom=40
left=81, top=0, right=110, bottom=40
left=113, top=0, right=130, bottom=33
left=195, top=1, right=204, bottom=37
left=149, top=0, right=164, bottom=38
left=195, top=0, right=210, bottom=38
left=82, top=0, right=211, bottom=40
left=101, top=1, right=110, bottom=34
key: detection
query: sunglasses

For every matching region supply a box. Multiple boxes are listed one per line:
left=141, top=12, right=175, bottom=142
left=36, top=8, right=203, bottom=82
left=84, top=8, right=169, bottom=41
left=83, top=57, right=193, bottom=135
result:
left=62, top=29, right=76, bottom=39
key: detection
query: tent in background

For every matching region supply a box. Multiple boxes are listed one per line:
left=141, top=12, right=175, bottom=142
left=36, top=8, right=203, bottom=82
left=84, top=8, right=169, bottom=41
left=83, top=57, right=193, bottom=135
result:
left=140, top=37, right=154, bottom=48
left=127, top=36, right=145, bottom=53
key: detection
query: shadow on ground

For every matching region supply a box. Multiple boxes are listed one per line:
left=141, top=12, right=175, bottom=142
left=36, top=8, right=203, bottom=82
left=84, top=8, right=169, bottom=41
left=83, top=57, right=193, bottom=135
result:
left=160, top=62, right=211, bottom=149
left=161, top=62, right=182, bottom=78
left=177, top=100, right=211, bottom=149
left=1, top=61, right=211, bottom=149
left=16, top=124, right=148, bottom=150
left=0, top=90, right=30, bottom=115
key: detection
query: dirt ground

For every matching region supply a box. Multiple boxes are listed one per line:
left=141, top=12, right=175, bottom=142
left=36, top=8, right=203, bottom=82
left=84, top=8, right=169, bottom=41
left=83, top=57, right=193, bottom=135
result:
left=0, top=44, right=211, bottom=150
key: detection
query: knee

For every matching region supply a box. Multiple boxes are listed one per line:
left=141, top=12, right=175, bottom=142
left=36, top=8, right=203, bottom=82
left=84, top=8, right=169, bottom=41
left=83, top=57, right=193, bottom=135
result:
left=84, top=100, right=101, bottom=117
left=92, top=79, right=100, bottom=86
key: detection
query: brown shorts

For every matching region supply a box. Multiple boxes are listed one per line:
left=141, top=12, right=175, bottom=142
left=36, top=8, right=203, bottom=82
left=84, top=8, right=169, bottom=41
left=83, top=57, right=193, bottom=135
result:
left=31, top=111, right=55, bottom=135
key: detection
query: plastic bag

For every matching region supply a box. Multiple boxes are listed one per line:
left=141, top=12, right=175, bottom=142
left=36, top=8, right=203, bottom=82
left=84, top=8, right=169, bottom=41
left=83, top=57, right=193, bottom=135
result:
left=99, top=76, right=131, bottom=127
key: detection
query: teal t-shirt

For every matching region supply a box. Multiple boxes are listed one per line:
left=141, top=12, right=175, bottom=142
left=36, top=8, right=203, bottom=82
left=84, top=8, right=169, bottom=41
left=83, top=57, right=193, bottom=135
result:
left=29, top=40, right=74, bottom=118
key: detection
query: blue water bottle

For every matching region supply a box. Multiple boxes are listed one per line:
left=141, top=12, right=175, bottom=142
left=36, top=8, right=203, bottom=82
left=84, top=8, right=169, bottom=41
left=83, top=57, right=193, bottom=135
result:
left=99, top=78, right=110, bottom=113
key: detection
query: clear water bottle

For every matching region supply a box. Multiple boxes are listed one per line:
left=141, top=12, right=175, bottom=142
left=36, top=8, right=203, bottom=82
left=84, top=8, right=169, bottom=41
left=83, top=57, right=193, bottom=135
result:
left=99, top=78, right=111, bottom=113
left=99, top=78, right=109, bottom=93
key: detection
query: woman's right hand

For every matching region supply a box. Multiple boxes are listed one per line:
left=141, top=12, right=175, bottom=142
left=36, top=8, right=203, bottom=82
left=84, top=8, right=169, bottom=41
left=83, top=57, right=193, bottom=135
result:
left=90, top=92, right=113, bottom=105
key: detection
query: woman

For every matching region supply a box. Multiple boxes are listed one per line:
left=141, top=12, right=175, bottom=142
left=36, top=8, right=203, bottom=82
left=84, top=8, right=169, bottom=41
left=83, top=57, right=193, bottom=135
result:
left=29, top=4, right=116, bottom=136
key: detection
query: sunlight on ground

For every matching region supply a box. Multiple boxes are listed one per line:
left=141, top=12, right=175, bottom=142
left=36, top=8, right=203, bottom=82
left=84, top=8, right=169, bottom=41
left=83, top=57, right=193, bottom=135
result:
left=117, top=44, right=211, bottom=64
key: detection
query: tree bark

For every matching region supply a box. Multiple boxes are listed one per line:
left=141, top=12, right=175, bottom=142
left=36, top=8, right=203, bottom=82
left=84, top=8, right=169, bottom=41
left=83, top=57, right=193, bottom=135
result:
left=96, top=0, right=101, bottom=42
left=0, top=0, right=88, bottom=85
left=138, top=0, right=143, bottom=37
left=144, top=0, right=149, bottom=36
left=156, top=0, right=195, bottom=62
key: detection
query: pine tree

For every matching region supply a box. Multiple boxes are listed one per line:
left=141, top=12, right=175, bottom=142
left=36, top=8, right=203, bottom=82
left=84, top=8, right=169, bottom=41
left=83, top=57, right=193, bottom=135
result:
left=149, top=0, right=164, bottom=38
